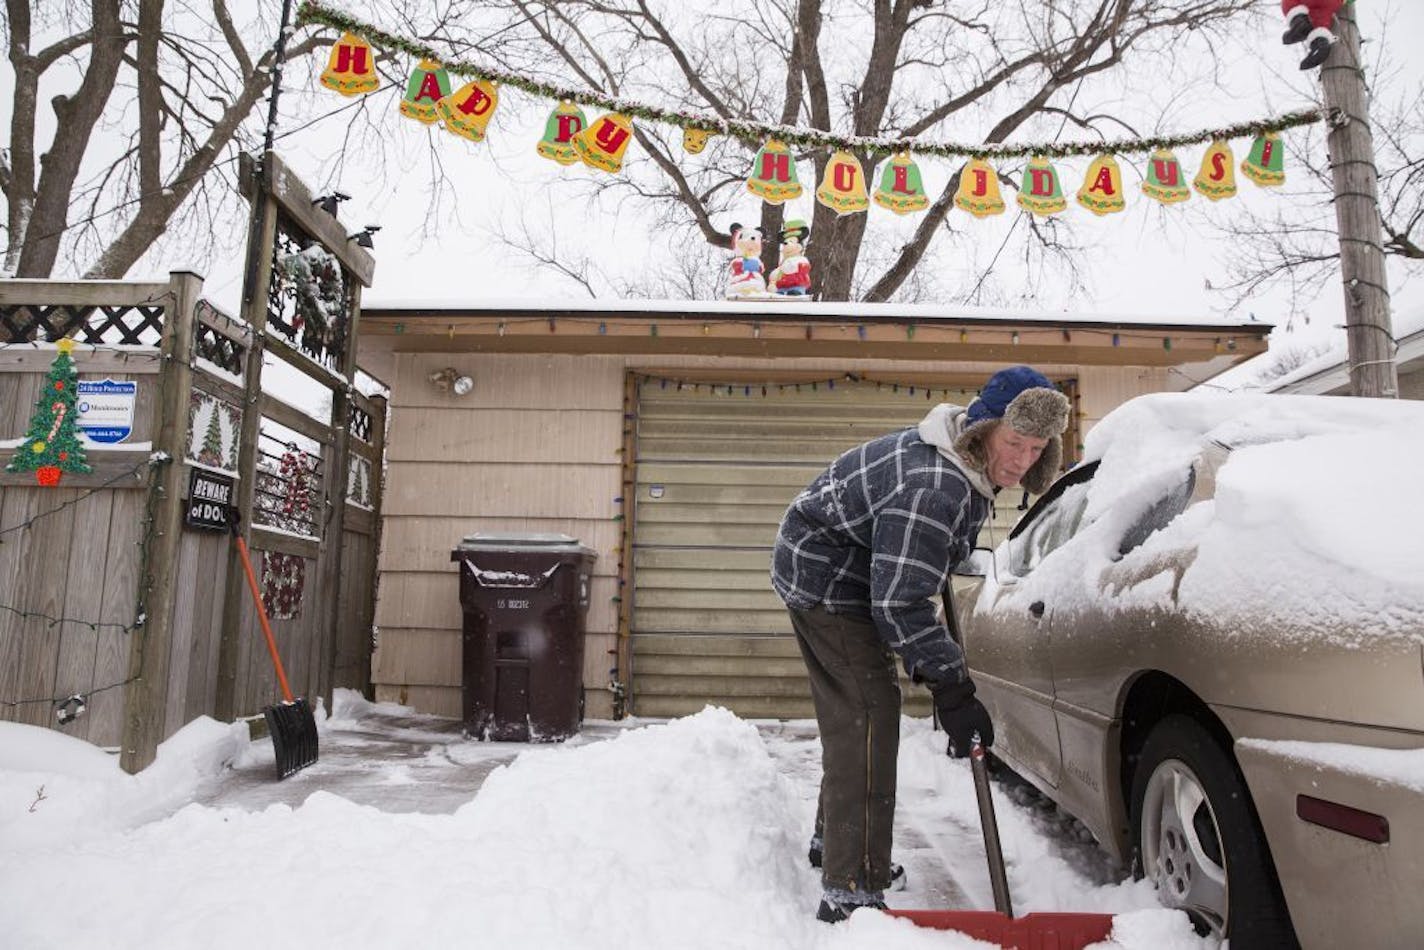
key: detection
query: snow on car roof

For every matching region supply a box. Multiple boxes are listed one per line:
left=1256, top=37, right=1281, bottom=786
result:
left=1024, top=393, right=1424, bottom=643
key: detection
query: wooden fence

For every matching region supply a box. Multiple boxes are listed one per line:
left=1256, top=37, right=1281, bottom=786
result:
left=0, top=156, right=383, bottom=772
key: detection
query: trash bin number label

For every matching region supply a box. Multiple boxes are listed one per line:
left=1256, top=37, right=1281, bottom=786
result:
left=497, top=598, right=531, bottom=609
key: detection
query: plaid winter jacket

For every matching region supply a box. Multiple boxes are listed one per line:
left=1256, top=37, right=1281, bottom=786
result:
left=771, top=424, right=993, bottom=687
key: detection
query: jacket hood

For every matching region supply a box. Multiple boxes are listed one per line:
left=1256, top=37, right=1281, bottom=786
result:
left=917, top=404, right=999, bottom=499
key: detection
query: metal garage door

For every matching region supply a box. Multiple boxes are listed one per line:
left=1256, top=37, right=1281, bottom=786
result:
left=630, top=376, right=994, bottom=720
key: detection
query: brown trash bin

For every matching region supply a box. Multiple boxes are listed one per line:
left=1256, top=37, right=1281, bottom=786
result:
left=451, top=532, right=597, bottom=741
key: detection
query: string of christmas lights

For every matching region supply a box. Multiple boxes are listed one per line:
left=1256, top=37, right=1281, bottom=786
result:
left=295, top=1, right=1329, bottom=161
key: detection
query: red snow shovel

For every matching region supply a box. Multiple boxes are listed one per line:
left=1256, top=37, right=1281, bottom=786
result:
left=230, top=514, right=319, bottom=779
left=887, top=736, right=1116, bottom=949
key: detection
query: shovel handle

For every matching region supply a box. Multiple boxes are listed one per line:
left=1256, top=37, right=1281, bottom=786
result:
left=233, top=530, right=296, bottom=704
left=971, top=734, right=1014, bottom=917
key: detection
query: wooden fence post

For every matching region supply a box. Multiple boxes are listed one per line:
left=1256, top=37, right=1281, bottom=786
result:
left=120, top=270, right=202, bottom=773
left=214, top=154, right=277, bottom=722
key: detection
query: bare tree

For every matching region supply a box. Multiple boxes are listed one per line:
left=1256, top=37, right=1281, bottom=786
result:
left=410, top=0, right=1260, bottom=301
left=1211, top=35, right=1422, bottom=314
left=1, top=1, right=332, bottom=279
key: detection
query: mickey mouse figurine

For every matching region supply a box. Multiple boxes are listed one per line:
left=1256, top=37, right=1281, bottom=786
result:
left=769, top=219, right=812, bottom=296
left=727, top=222, right=768, bottom=298
left=1282, top=0, right=1344, bottom=70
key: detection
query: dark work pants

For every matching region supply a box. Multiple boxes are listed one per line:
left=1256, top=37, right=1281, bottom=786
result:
left=789, top=604, right=901, bottom=894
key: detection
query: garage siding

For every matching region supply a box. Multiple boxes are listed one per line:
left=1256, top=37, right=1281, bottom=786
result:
left=630, top=378, right=1010, bottom=719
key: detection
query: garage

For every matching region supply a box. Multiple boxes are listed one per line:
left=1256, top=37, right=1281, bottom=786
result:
left=629, top=373, right=1019, bottom=719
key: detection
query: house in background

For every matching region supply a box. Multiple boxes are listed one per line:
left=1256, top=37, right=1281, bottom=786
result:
left=1259, top=310, right=1424, bottom=398
left=355, top=300, right=1269, bottom=725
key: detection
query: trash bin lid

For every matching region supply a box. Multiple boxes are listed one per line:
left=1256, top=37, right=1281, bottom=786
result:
left=454, top=532, right=597, bottom=558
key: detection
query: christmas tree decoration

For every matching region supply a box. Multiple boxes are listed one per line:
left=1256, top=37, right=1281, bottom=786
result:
left=1076, top=154, right=1127, bottom=215
left=536, top=101, right=587, bottom=166
left=574, top=112, right=635, bottom=173
left=1240, top=131, right=1286, bottom=187
left=954, top=158, right=1006, bottom=217
left=683, top=127, right=714, bottom=154
left=815, top=151, right=870, bottom=215
left=746, top=139, right=803, bottom=204
left=1016, top=156, right=1067, bottom=216
left=872, top=152, right=929, bottom=214
left=319, top=32, right=379, bottom=97
left=6, top=339, right=92, bottom=487
left=1193, top=139, right=1238, bottom=200
left=398, top=59, right=451, bottom=124
left=437, top=78, right=500, bottom=143
left=1141, top=149, right=1190, bottom=205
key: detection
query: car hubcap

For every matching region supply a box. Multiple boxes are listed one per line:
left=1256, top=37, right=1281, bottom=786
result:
left=1141, top=759, right=1228, bottom=935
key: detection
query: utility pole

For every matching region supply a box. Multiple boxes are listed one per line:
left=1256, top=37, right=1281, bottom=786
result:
left=1320, top=2, right=1398, bottom=397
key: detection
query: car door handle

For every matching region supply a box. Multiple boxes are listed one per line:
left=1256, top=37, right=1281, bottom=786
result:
left=1029, top=601, right=1045, bottom=618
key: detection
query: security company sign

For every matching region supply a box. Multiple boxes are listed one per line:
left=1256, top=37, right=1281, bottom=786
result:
left=185, top=468, right=234, bottom=531
left=77, top=378, right=137, bottom=444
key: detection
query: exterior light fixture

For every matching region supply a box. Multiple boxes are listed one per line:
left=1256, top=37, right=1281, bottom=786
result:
left=429, top=367, right=474, bottom=396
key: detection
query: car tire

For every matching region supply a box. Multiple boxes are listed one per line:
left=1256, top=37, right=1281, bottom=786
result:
left=1130, top=714, right=1299, bottom=947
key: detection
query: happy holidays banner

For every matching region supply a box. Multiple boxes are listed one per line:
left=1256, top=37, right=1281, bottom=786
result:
left=299, top=2, right=1322, bottom=220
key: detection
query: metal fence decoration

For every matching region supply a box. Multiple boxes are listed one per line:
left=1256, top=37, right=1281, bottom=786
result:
left=193, top=302, right=247, bottom=376
left=266, top=212, right=352, bottom=372
left=349, top=402, right=373, bottom=443
left=1, top=303, right=165, bottom=345
left=253, top=433, right=322, bottom=539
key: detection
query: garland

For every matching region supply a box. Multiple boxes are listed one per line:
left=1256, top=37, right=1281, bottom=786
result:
left=294, top=1, right=1328, bottom=160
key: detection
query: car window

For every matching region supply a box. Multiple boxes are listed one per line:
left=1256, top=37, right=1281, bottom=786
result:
left=1116, top=469, right=1197, bottom=558
left=1008, top=480, right=1092, bottom=576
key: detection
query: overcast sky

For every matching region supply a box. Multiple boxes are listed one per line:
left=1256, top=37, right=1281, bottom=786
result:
left=8, top=2, right=1422, bottom=357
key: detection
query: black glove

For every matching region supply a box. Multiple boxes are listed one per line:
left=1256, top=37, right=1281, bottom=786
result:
left=932, top=678, right=994, bottom=759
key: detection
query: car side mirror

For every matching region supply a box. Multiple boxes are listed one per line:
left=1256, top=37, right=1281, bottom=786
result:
left=954, top=548, right=993, bottom=578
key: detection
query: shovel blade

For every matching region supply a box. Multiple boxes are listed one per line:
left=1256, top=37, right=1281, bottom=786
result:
left=264, top=697, right=319, bottom=779
left=886, top=910, right=1115, bottom=949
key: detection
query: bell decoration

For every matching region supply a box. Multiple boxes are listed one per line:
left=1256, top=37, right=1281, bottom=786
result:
left=1076, top=153, right=1126, bottom=215
left=437, top=79, right=500, bottom=144
left=320, top=32, right=379, bottom=97
left=399, top=60, right=451, bottom=124
left=815, top=151, right=870, bottom=215
left=954, top=158, right=1006, bottom=217
left=1141, top=149, right=1190, bottom=205
left=1016, top=155, right=1066, bottom=216
left=574, top=112, right=634, bottom=173
left=872, top=152, right=929, bottom=214
left=1193, top=139, right=1238, bottom=201
left=746, top=139, right=803, bottom=204
left=683, top=127, right=714, bottom=155
left=536, top=101, right=587, bottom=166
left=1240, top=132, right=1285, bottom=188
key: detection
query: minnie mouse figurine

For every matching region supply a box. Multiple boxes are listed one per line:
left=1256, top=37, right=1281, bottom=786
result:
left=727, top=222, right=768, bottom=298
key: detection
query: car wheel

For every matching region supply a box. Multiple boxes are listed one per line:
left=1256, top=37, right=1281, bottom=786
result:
left=1130, top=715, right=1298, bottom=947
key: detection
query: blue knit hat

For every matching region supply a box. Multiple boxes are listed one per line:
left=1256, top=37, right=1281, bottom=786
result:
left=967, top=365, right=1058, bottom=427
left=953, top=365, right=1071, bottom=494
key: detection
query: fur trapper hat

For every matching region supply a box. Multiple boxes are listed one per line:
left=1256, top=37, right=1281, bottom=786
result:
left=952, top=366, right=1071, bottom=494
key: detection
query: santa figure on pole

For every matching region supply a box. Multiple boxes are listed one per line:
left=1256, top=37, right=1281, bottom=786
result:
left=1281, top=0, right=1345, bottom=70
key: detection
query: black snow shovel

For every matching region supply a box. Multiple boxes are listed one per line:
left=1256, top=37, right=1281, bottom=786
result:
left=230, top=514, right=319, bottom=779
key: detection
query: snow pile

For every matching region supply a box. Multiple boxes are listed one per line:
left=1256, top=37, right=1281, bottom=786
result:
left=0, top=702, right=1218, bottom=950
left=0, top=716, right=248, bottom=849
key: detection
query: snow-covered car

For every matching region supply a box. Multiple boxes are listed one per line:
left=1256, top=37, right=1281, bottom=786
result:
left=950, top=392, right=1424, bottom=948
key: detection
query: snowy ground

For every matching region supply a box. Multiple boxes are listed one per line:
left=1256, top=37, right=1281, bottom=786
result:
left=0, top=691, right=1216, bottom=949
